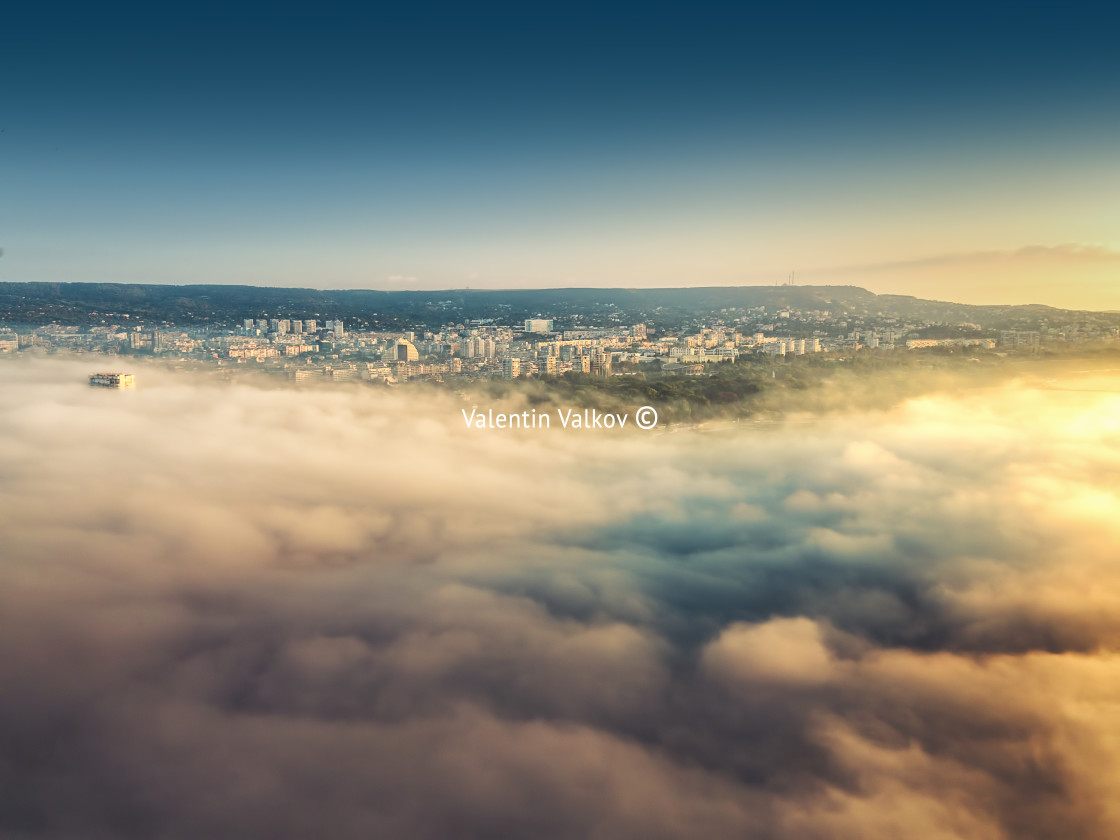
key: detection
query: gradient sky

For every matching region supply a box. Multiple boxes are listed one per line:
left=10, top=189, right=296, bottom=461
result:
left=2, top=1, right=1119, bottom=308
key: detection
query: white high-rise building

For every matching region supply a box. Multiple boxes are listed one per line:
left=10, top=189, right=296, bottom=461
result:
left=388, top=339, right=419, bottom=362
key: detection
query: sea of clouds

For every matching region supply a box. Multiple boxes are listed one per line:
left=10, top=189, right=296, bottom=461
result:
left=2, top=356, right=1119, bottom=839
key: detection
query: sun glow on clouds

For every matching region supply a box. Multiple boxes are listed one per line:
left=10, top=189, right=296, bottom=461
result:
left=2, top=357, right=1120, bottom=838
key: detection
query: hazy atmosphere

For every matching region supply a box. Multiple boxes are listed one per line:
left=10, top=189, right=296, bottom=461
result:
left=4, top=2, right=1119, bottom=836
left=3, top=356, right=1120, bottom=838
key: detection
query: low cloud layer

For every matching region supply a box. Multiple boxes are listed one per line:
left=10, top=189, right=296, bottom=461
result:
left=829, top=242, right=1120, bottom=276
left=2, top=357, right=1120, bottom=838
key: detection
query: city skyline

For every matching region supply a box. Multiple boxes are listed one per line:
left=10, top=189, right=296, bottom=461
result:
left=2, top=2, right=1119, bottom=309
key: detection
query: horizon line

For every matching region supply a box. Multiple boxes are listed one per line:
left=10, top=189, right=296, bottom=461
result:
left=0, top=279, right=1084, bottom=313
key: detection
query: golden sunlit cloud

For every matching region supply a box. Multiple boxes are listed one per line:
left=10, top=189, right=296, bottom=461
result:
left=2, top=357, right=1120, bottom=838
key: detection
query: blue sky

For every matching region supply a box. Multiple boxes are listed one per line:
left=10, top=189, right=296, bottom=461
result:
left=3, top=1, right=1119, bottom=306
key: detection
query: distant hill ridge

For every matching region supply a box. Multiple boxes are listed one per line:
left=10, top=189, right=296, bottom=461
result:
left=0, top=281, right=1103, bottom=330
